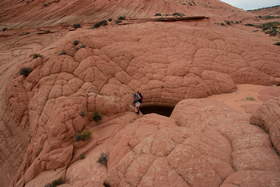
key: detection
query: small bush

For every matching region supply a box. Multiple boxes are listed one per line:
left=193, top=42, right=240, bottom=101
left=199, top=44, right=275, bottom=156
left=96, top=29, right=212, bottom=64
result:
left=73, top=40, right=80, bottom=46
left=19, top=67, right=32, bottom=77
left=80, top=44, right=86, bottom=48
left=245, top=96, right=256, bottom=101
left=274, top=42, right=280, bottom=46
left=115, top=20, right=122, bottom=24
left=92, top=112, right=102, bottom=122
left=103, top=181, right=111, bottom=187
left=43, top=2, right=49, bottom=7
left=97, top=153, right=108, bottom=167
left=2, top=27, right=8, bottom=32
left=93, top=20, right=108, bottom=29
left=73, top=24, right=81, bottom=28
left=79, top=111, right=86, bottom=117
left=79, top=154, right=86, bottom=159
left=244, top=22, right=280, bottom=36
left=224, top=20, right=232, bottom=25
left=154, top=13, right=162, bottom=16
left=259, top=15, right=280, bottom=20
left=244, top=23, right=255, bottom=27
left=58, top=50, right=67, bottom=55
left=108, top=18, right=112, bottom=22
left=31, top=53, right=43, bottom=59
left=259, top=22, right=280, bottom=36
left=45, top=178, right=65, bottom=187
left=172, top=12, right=185, bottom=17
left=74, top=131, right=91, bottom=141
left=118, top=16, right=126, bottom=20
left=19, top=32, right=30, bottom=36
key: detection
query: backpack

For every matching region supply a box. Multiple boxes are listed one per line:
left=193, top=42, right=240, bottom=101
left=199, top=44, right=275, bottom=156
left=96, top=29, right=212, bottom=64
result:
left=133, top=93, right=142, bottom=102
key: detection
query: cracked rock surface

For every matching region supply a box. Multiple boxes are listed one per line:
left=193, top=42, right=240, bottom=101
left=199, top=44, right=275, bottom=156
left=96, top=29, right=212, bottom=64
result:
left=0, top=0, right=280, bottom=187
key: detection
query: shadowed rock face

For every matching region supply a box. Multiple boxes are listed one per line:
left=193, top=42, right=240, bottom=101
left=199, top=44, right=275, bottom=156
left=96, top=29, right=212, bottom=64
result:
left=140, top=105, right=175, bottom=117
left=0, top=0, right=280, bottom=187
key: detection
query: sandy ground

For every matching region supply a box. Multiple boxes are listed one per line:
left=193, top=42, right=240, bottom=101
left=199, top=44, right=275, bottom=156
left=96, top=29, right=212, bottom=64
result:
left=209, top=84, right=280, bottom=114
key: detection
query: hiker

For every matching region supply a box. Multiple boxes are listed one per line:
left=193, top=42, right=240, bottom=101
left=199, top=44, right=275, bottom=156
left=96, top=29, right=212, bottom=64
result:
left=133, top=91, right=143, bottom=114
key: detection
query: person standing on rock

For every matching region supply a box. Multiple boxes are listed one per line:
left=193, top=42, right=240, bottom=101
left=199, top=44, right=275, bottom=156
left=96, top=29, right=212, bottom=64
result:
left=133, top=91, right=143, bottom=114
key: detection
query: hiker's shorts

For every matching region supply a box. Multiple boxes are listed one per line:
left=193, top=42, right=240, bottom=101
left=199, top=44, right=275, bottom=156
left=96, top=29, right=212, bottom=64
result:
left=135, top=102, right=141, bottom=108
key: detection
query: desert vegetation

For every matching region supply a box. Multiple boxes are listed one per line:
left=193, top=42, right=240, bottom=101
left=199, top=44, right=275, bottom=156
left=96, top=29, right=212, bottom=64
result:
left=79, top=154, right=86, bottom=160
left=118, top=16, right=126, bottom=20
left=31, top=53, right=43, bottom=59
left=92, top=112, right=102, bottom=122
left=92, top=20, right=108, bottom=29
left=245, top=96, right=256, bottom=101
left=58, top=50, right=67, bottom=55
left=79, top=111, right=86, bottom=117
left=74, top=131, right=91, bottom=141
left=97, top=153, right=108, bottom=167
left=258, top=15, right=280, bottom=20
left=45, top=178, right=65, bottom=187
left=173, top=12, right=185, bottom=17
left=245, top=22, right=280, bottom=36
left=73, top=24, right=81, bottom=29
left=72, top=40, right=80, bottom=46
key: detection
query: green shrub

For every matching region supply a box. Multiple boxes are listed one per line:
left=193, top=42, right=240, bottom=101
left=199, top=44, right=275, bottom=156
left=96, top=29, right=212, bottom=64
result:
left=43, top=2, right=49, bottom=7
left=103, top=181, right=111, bottom=187
left=260, top=22, right=280, bottom=36
left=154, top=13, right=162, bottom=16
left=118, top=16, right=126, bottom=20
left=19, top=67, right=32, bottom=77
left=172, top=12, right=185, bottom=17
left=244, top=23, right=255, bottom=27
left=73, top=24, right=81, bottom=28
left=74, top=131, right=91, bottom=141
left=245, top=96, right=256, bottom=101
left=92, top=112, right=102, bottom=122
left=45, top=178, right=65, bottom=187
left=224, top=20, right=232, bottom=25
left=92, top=20, right=108, bottom=29
left=97, top=153, right=108, bottom=167
left=79, top=154, right=86, bottom=159
left=259, top=15, right=280, bottom=20
left=244, top=22, right=280, bottom=36
left=58, top=50, right=67, bottom=55
left=31, top=53, right=43, bottom=59
left=73, top=40, right=80, bottom=46
left=79, top=111, right=86, bottom=117
left=115, top=20, right=122, bottom=24
left=274, top=42, right=280, bottom=46
left=80, top=44, right=86, bottom=48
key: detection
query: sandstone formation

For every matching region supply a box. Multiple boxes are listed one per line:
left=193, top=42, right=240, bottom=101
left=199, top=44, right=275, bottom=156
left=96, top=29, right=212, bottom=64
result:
left=251, top=97, right=280, bottom=154
left=0, top=0, right=280, bottom=187
left=0, top=0, right=249, bottom=28
left=249, top=5, right=280, bottom=17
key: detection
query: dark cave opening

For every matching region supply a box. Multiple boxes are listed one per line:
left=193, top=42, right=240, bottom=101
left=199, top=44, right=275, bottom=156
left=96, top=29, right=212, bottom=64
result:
left=140, top=105, right=175, bottom=117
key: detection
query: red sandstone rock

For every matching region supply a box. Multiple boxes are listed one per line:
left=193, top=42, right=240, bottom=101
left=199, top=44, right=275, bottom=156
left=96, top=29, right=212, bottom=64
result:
left=250, top=97, right=280, bottom=154
left=0, top=0, right=280, bottom=187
